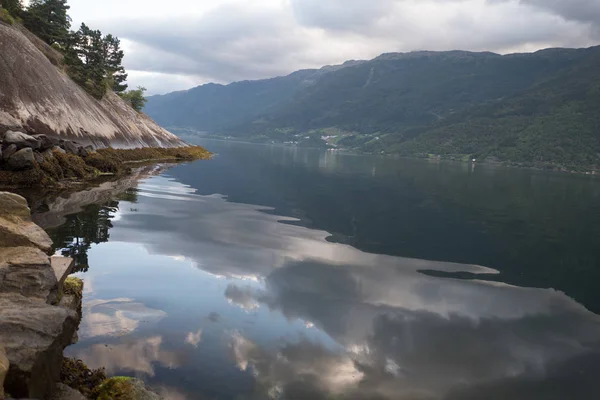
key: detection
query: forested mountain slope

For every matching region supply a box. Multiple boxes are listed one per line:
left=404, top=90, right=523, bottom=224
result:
left=145, top=46, right=600, bottom=168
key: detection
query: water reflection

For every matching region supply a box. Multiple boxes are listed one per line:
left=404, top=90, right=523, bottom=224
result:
left=33, top=143, right=600, bottom=399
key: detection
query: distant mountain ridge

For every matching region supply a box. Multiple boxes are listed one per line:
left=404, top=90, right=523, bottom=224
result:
left=145, top=45, right=600, bottom=169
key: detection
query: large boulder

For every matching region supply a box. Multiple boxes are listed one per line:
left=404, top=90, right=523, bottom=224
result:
left=31, top=135, right=59, bottom=151
left=61, top=141, right=79, bottom=155
left=0, top=345, right=8, bottom=400
left=0, top=192, right=53, bottom=253
left=2, top=131, right=40, bottom=150
left=6, top=148, right=35, bottom=171
left=0, top=293, right=79, bottom=399
left=0, top=247, right=58, bottom=304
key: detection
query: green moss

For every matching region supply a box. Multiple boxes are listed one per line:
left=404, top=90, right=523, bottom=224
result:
left=95, top=377, right=135, bottom=400
left=64, top=276, right=83, bottom=296
left=60, top=358, right=107, bottom=398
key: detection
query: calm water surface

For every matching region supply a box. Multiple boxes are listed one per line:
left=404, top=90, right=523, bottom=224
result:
left=31, top=139, right=600, bottom=399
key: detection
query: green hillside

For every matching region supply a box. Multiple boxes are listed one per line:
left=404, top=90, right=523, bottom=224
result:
left=145, top=46, right=600, bottom=169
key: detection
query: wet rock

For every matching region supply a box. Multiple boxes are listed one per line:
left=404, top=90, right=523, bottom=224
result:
left=0, top=293, right=79, bottom=399
left=2, top=131, right=40, bottom=150
left=6, top=148, right=35, bottom=171
left=52, top=146, right=66, bottom=154
left=0, top=247, right=58, bottom=304
left=61, top=141, right=79, bottom=155
left=0, top=192, right=53, bottom=253
left=50, top=383, right=86, bottom=400
left=31, top=134, right=58, bottom=151
left=1, top=345, right=8, bottom=400
left=2, top=144, right=17, bottom=161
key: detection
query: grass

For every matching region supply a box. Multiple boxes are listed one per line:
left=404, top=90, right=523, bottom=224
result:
left=95, top=377, right=135, bottom=400
left=0, top=146, right=212, bottom=188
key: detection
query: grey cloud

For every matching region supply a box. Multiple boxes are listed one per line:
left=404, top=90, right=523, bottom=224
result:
left=522, top=0, right=600, bottom=26
left=81, top=0, right=599, bottom=93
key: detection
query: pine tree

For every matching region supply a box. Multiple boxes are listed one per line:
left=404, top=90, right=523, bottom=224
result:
left=24, top=0, right=71, bottom=46
left=2, top=0, right=23, bottom=17
left=103, top=34, right=128, bottom=93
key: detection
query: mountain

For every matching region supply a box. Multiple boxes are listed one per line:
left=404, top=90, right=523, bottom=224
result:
left=144, top=46, right=600, bottom=169
left=0, top=22, right=184, bottom=148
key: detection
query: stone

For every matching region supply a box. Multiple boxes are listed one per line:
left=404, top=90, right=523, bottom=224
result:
left=31, top=135, right=58, bottom=151
left=50, top=384, right=87, bottom=400
left=33, top=151, right=44, bottom=165
left=0, top=345, right=9, bottom=400
left=0, top=192, right=32, bottom=222
left=0, top=216, right=53, bottom=253
left=2, top=131, right=40, bottom=150
left=2, top=144, right=17, bottom=161
left=96, top=378, right=162, bottom=400
left=6, top=148, right=35, bottom=171
left=0, top=293, right=79, bottom=399
left=51, top=146, right=66, bottom=154
left=61, top=141, right=79, bottom=155
left=0, top=192, right=53, bottom=253
left=77, top=146, right=89, bottom=157
left=50, top=257, right=74, bottom=291
left=0, top=247, right=58, bottom=304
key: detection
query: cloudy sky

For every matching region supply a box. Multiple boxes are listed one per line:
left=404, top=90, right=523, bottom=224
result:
left=65, top=0, right=600, bottom=94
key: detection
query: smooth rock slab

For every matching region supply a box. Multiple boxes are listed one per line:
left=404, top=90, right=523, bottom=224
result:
left=0, top=216, right=53, bottom=254
left=0, top=192, right=31, bottom=222
left=50, top=256, right=74, bottom=290
left=0, top=294, right=79, bottom=399
left=0, top=247, right=57, bottom=304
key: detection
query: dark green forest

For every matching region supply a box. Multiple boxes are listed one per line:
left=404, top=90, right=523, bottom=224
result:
left=146, top=48, right=600, bottom=170
left=2, top=0, right=143, bottom=104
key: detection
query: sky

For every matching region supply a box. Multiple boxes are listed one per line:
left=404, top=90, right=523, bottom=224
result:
left=63, top=0, right=600, bottom=94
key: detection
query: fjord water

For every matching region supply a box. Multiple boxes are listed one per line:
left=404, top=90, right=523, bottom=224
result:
left=41, top=139, right=600, bottom=399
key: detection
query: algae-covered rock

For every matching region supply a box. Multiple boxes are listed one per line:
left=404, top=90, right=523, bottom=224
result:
left=95, top=377, right=162, bottom=400
left=60, top=358, right=107, bottom=399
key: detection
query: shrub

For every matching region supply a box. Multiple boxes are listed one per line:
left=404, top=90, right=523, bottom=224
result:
left=0, top=8, right=16, bottom=25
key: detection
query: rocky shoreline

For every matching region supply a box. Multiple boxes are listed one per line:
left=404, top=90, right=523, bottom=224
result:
left=0, top=192, right=161, bottom=400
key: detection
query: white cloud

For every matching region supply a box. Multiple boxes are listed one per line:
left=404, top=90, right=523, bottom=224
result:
left=64, top=0, right=599, bottom=93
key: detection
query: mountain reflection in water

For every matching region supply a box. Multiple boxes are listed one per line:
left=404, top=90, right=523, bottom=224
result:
left=31, top=142, right=600, bottom=399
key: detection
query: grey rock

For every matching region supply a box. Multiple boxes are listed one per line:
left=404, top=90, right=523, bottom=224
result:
left=62, top=141, right=79, bottom=155
left=0, top=293, right=79, bottom=399
left=32, top=134, right=59, bottom=151
left=0, top=192, right=53, bottom=253
left=2, top=131, right=40, bottom=150
left=50, top=384, right=86, bottom=400
left=6, top=148, right=35, bottom=171
left=129, top=379, right=163, bottom=400
left=51, top=146, right=66, bottom=154
left=2, top=144, right=17, bottom=161
left=77, top=146, right=89, bottom=157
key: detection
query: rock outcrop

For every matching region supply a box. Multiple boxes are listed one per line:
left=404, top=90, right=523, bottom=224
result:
left=0, top=191, right=80, bottom=399
left=0, top=23, right=184, bottom=149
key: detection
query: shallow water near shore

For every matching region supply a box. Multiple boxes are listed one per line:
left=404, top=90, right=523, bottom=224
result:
left=32, top=139, right=600, bottom=399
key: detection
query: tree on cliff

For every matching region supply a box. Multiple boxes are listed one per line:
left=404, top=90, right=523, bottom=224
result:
left=103, top=34, right=128, bottom=93
left=23, top=0, right=71, bottom=46
left=121, top=87, right=148, bottom=112
left=2, top=0, right=23, bottom=17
